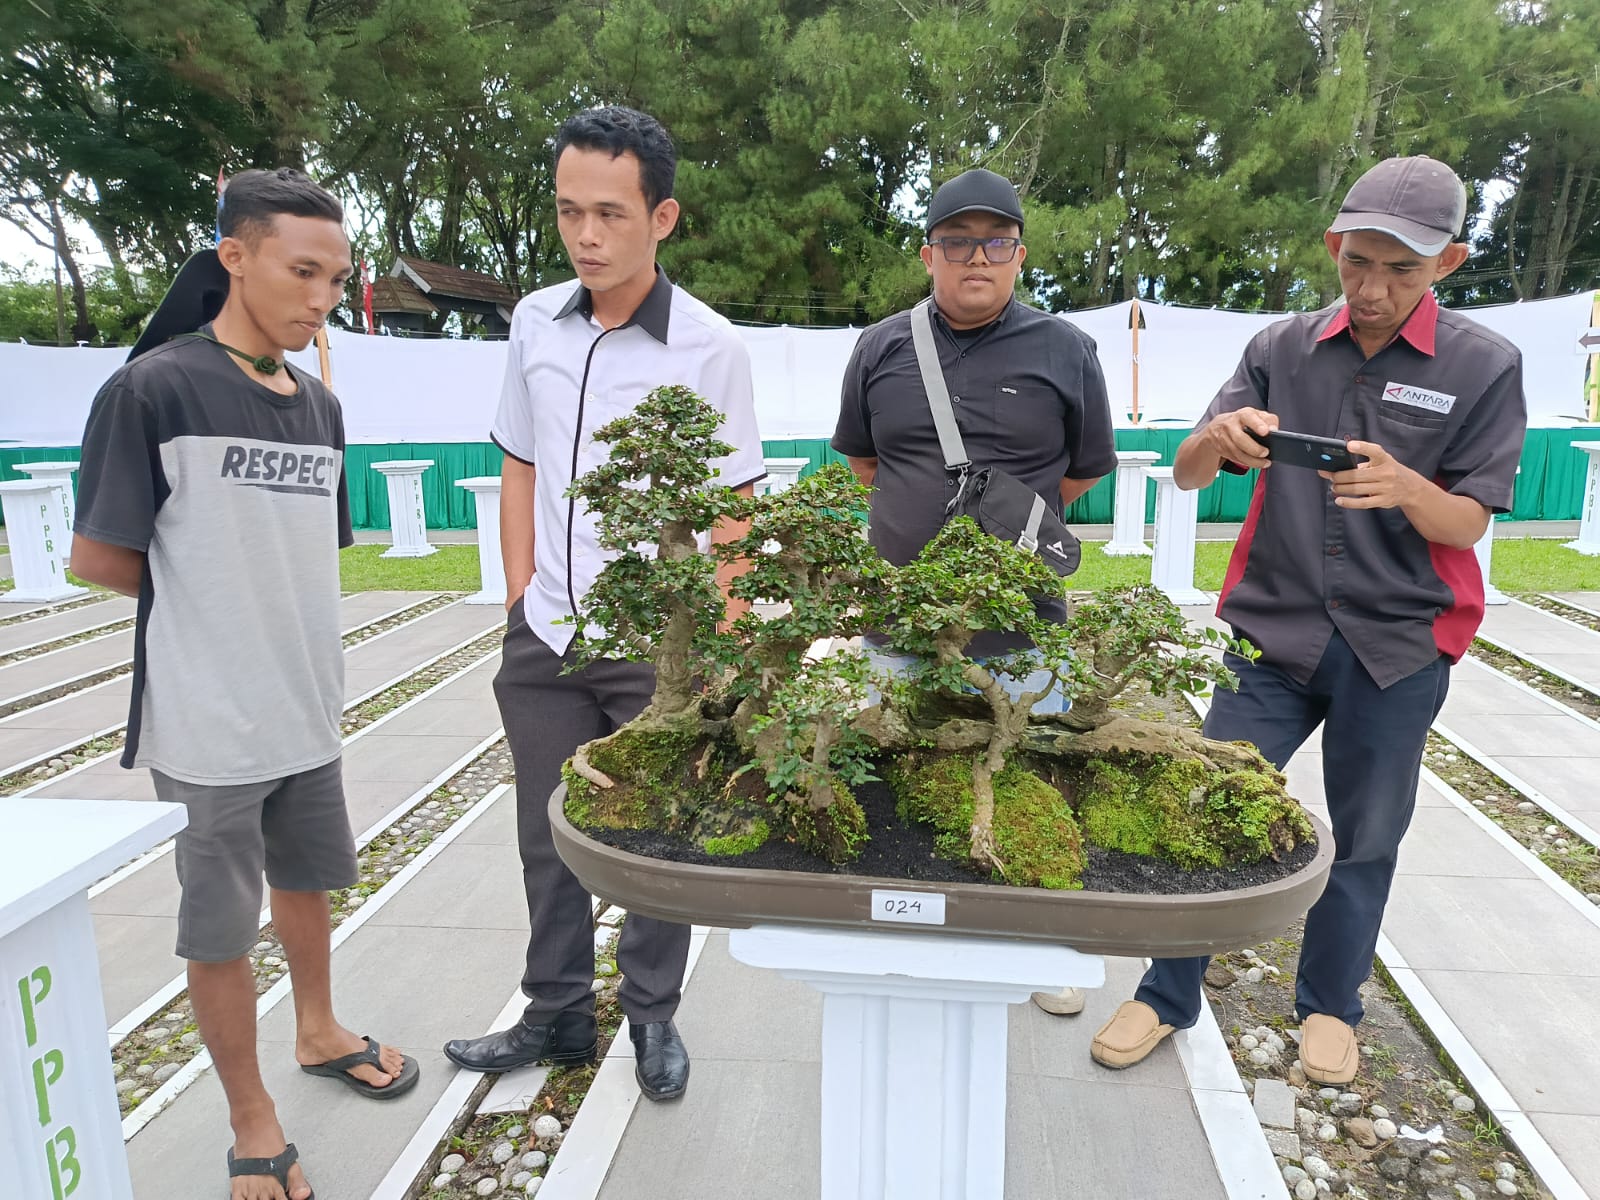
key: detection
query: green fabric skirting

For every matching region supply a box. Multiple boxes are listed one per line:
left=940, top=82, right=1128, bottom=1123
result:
left=6, top=431, right=1598, bottom=529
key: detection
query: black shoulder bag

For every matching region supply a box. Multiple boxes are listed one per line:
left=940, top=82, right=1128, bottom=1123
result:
left=909, top=298, right=1082, bottom=577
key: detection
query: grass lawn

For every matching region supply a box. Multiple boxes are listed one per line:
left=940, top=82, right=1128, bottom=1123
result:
left=339, top=544, right=483, bottom=593
left=334, top=536, right=1600, bottom=596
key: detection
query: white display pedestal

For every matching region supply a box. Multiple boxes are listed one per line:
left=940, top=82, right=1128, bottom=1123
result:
left=760, top=457, right=812, bottom=496
left=1475, top=518, right=1508, bottom=605
left=1564, top=442, right=1600, bottom=556
left=371, top=460, right=437, bottom=558
left=13, top=463, right=79, bottom=567
left=455, top=476, right=504, bottom=606
left=1103, top=450, right=1161, bottom=556
left=0, top=482, right=89, bottom=604
left=1, top=798, right=187, bottom=1200
left=728, top=924, right=1104, bottom=1200
left=1143, top=467, right=1212, bottom=605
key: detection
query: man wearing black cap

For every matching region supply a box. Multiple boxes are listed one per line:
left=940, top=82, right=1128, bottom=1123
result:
left=1090, top=156, right=1527, bottom=1083
left=832, top=167, right=1116, bottom=1016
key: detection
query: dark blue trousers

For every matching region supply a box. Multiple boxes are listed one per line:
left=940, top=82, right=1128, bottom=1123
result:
left=1135, top=630, right=1450, bottom=1028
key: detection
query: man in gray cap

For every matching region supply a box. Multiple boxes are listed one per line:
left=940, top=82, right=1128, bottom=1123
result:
left=1089, top=155, right=1526, bottom=1082
left=832, top=166, right=1116, bottom=1016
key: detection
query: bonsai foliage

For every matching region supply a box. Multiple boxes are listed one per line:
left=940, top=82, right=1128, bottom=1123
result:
left=560, top=384, right=1316, bottom=889
left=563, top=384, right=740, bottom=725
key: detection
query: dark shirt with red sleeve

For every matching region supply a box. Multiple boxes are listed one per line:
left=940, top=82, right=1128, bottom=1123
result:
left=1203, top=291, right=1526, bottom=689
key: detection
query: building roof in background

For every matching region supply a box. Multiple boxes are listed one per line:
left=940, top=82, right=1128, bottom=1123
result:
left=391, top=256, right=518, bottom=309
left=369, top=276, right=438, bottom=316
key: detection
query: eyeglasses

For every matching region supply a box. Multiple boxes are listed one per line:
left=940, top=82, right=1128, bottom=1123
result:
left=928, top=236, right=1022, bottom=264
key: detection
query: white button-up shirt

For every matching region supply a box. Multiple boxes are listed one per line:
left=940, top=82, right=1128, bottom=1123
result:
left=492, top=269, right=766, bottom=654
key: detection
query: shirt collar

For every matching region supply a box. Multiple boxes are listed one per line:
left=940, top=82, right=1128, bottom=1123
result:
left=553, top=266, right=673, bottom=344
left=1316, top=289, right=1438, bottom=357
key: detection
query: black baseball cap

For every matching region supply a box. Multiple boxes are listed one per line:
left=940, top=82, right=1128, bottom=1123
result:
left=1328, top=156, right=1467, bottom=256
left=925, top=169, right=1025, bottom=235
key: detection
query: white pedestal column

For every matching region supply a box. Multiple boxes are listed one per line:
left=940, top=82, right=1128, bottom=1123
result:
left=728, top=924, right=1104, bottom=1200
left=1143, top=466, right=1212, bottom=606
left=1564, top=442, right=1600, bottom=556
left=760, top=457, right=812, bottom=496
left=1475, top=518, right=1508, bottom=605
left=1, top=798, right=187, bottom=1200
left=370, top=460, right=437, bottom=558
left=1103, top=450, right=1161, bottom=556
left=0, top=482, right=89, bottom=604
left=12, top=463, right=79, bottom=567
left=455, top=476, right=504, bottom=606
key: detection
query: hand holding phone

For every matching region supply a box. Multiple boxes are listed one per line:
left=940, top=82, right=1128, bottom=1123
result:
left=1247, top=429, right=1365, bottom=473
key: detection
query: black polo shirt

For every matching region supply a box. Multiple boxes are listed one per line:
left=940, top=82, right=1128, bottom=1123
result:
left=1207, top=291, right=1526, bottom=689
left=831, top=297, right=1117, bottom=654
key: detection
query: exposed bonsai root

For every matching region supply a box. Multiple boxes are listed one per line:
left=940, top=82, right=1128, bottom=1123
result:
left=569, top=746, right=615, bottom=790
left=1023, top=715, right=1281, bottom=781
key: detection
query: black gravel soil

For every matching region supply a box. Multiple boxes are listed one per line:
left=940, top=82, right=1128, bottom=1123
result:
left=581, top=775, right=1318, bottom=895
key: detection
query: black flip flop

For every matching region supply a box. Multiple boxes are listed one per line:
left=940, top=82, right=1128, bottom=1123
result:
left=227, top=1142, right=313, bottom=1200
left=299, top=1035, right=420, bottom=1100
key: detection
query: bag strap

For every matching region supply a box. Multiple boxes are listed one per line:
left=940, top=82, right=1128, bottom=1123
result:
left=909, top=298, right=970, bottom=471
left=1019, top=492, right=1047, bottom=552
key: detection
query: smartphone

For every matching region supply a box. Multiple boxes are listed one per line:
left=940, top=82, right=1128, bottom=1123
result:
left=1248, top=429, right=1363, bottom=473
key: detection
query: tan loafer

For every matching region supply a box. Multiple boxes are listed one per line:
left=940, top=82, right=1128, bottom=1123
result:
left=1300, top=1013, right=1358, bottom=1086
left=1090, top=1000, right=1175, bottom=1069
left=1030, top=987, right=1086, bottom=1016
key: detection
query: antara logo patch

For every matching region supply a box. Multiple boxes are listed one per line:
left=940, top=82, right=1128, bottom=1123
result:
left=219, top=445, right=335, bottom=495
left=1382, top=382, right=1456, bottom=415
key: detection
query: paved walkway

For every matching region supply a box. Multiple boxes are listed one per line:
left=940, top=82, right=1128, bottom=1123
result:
left=24, top=599, right=504, bottom=1026
left=0, top=593, right=133, bottom=656
left=0, top=591, right=420, bottom=777
left=16, top=585, right=1600, bottom=1198
left=1189, top=603, right=1600, bottom=1199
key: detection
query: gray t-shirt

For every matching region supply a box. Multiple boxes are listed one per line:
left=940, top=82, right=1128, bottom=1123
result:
left=75, top=331, right=354, bottom=785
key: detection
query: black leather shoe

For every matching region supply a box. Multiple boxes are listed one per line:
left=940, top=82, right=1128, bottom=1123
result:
left=630, top=1019, right=689, bottom=1101
left=443, top=1010, right=597, bottom=1072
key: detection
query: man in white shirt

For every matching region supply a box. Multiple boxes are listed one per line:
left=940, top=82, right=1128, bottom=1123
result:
left=442, top=106, right=765, bottom=1102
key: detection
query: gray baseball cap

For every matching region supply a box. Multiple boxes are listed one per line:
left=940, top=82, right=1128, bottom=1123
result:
left=1328, top=155, right=1467, bottom=256
left=926, top=168, right=1025, bottom=234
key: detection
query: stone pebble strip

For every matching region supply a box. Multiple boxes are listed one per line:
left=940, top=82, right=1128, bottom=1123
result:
left=0, top=591, right=109, bottom=627
left=110, top=737, right=516, bottom=1115
left=415, top=914, right=627, bottom=1199
left=0, top=594, right=462, bottom=793
left=0, top=617, right=135, bottom=670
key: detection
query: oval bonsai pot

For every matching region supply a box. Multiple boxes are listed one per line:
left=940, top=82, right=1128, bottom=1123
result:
left=549, top=786, right=1334, bottom=958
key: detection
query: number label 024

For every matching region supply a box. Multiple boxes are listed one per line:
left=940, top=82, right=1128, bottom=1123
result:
left=869, top=889, right=947, bottom=926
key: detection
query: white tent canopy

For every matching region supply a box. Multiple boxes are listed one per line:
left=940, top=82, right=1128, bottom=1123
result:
left=2, top=291, right=1591, bottom=446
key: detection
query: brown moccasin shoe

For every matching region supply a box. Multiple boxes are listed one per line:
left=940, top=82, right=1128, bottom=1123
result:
left=1300, top=1013, right=1358, bottom=1086
left=1090, top=1000, right=1175, bottom=1069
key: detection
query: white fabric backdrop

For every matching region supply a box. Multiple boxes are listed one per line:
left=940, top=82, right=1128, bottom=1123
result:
left=1, top=292, right=1591, bottom=446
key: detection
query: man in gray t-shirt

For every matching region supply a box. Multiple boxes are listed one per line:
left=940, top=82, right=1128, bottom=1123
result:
left=73, top=169, right=416, bottom=1200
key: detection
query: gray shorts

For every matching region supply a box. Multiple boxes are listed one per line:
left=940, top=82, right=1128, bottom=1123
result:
left=152, top=757, right=358, bottom=962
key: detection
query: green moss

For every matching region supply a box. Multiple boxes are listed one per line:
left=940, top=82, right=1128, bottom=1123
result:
left=890, top=753, right=1086, bottom=888
left=1074, top=753, right=1311, bottom=869
left=561, top=726, right=704, bottom=831
left=780, top=782, right=868, bottom=864
left=704, top=818, right=771, bottom=857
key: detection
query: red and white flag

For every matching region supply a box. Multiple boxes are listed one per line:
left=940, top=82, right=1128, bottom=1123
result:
left=361, top=260, right=375, bottom=334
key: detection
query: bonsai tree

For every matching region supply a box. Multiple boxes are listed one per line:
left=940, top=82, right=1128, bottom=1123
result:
left=559, top=385, right=1315, bottom=891
left=560, top=384, right=743, bottom=792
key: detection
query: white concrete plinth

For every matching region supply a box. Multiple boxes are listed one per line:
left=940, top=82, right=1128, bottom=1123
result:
left=1, top=798, right=187, bottom=1200
left=13, top=463, right=79, bottom=567
left=1475, top=518, right=1508, bottom=605
left=760, top=457, right=812, bottom=496
left=0, top=482, right=89, bottom=603
left=728, top=924, right=1104, bottom=1200
left=1103, top=450, right=1161, bottom=556
left=371, top=460, right=437, bottom=558
left=1564, top=442, right=1600, bottom=556
left=455, top=476, right=504, bottom=605
left=1143, top=466, right=1212, bottom=606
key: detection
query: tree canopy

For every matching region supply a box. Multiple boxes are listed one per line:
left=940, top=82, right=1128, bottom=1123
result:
left=5, top=0, right=1597, bottom=343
